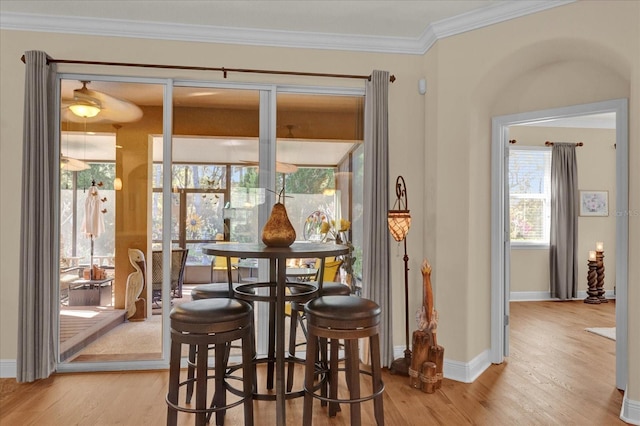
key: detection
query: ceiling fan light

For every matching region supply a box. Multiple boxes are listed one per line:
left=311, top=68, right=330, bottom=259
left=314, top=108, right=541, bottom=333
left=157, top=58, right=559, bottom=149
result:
left=69, top=102, right=101, bottom=118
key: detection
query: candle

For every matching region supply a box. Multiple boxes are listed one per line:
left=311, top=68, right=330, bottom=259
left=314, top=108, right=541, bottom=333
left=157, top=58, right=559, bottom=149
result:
left=596, top=241, right=604, bottom=252
left=589, top=251, right=597, bottom=261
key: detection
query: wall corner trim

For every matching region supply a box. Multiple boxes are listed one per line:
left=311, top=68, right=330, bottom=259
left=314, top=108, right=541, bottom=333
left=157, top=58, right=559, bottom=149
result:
left=620, top=390, right=640, bottom=425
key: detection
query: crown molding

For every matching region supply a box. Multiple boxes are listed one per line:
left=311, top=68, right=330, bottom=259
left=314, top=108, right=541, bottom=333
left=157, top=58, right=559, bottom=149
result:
left=428, top=0, right=575, bottom=40
left=1, top=1, right=574, bottom=55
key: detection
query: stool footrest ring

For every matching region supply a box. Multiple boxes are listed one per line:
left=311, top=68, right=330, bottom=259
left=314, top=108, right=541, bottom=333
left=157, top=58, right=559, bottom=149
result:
left=304, top=368, right=385, bottom=405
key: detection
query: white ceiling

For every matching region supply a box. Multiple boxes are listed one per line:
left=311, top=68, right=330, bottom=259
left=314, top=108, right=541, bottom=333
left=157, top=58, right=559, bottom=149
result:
left=0, top=0, right=498, bottom=38
left=1, top=1, right=573, bottom=54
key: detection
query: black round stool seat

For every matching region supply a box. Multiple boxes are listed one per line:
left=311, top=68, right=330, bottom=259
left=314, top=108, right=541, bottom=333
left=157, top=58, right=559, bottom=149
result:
left=305, top=295, right=381, bottom=327
left=170, top=298, right=252, bottom=332
left=191, top=283, right=256, bottom=301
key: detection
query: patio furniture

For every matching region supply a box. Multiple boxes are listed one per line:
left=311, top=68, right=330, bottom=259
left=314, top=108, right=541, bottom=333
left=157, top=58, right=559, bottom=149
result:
left=151, top=248, right=188, bottom=305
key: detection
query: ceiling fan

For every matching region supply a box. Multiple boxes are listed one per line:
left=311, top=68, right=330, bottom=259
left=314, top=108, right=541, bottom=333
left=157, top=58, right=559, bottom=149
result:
left=238, top=160, right=299, bottom=174
left=60, top=156, right=90, bottom=171
left=59, top=123, right=90, bottom=171
left=61, top=81, right=144, bottom=124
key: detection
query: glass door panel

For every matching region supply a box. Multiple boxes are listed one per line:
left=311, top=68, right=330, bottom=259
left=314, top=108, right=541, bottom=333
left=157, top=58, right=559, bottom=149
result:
left=275, top=92, right=364, bottom=287
left=170, top=85, right=260, bottom=273
left=59, top=78, right=165, bottom=363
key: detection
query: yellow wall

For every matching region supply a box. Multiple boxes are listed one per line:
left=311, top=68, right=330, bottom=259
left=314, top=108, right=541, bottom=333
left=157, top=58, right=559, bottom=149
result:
left=1, top=0, right=638, bottom=404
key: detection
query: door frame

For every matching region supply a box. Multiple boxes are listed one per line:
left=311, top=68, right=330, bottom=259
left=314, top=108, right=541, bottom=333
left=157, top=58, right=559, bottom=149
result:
left=490, top=98, right=629, bottom=390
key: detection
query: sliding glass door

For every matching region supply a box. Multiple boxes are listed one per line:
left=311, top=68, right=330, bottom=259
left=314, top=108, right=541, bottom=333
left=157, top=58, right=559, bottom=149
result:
left=57, top=75, right=364, bottom=370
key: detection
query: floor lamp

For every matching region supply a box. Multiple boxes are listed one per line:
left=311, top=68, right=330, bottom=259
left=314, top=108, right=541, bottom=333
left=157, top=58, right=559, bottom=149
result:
left=387, top=175, right=411, bottom=376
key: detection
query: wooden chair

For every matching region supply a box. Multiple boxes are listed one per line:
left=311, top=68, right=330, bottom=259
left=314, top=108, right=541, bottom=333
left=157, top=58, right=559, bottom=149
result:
left=151, top=248, right=188, bottom=305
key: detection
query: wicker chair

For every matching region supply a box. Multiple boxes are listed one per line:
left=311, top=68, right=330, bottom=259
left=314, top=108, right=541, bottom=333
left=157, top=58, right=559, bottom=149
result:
left=151, top=248, right=188, bottom=305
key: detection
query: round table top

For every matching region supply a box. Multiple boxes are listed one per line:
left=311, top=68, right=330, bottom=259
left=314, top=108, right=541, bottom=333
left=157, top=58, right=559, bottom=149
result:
left=202, top=241, right=349, bottom=259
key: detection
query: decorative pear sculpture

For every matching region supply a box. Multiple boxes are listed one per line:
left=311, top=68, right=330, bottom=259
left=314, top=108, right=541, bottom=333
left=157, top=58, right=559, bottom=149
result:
left=262, top=188, right=296, bottom=247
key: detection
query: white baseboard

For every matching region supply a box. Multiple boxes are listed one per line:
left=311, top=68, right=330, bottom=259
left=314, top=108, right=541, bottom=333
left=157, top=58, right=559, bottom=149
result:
left=392, top=346, right=491, bottom=383
left=510, top=290, right=616, bottom=302
left=621, top=390, right=640, bottom=425
left=0, top=359, right=17, bottom=378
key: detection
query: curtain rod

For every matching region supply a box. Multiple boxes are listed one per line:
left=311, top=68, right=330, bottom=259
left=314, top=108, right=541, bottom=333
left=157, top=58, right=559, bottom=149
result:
left=545, top=141, right=584, bottom=147
left=20, top=55, right=395, bottom=82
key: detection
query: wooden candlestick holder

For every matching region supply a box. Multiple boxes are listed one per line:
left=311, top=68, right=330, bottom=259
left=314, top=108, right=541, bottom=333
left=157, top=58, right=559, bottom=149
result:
left=596, top=250, right=607, bottom=303
left=585, top=259, right=600, bottom=304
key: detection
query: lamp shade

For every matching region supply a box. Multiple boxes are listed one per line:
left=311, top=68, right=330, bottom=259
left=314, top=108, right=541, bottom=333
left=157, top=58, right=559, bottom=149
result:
left=387, top=210, right=411, bottom=242
left=69, top=102, right=101, bottom=118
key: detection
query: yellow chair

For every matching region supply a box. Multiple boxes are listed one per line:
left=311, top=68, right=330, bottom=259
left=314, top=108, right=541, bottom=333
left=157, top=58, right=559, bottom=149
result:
left=313, top=258, right=341, bottom=282
left=211, top=255, right=239, bottom=283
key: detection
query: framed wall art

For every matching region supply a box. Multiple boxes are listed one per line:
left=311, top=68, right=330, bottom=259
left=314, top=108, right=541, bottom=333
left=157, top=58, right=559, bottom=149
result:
left=579, top=190, right=608, bottom=217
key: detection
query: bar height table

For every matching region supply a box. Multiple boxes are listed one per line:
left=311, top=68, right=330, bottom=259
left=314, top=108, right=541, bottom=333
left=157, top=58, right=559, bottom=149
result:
left=202, top=242, right=348, bottom=426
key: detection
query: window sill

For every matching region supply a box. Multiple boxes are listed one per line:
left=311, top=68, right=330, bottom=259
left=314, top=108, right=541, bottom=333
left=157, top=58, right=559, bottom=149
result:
left=511, top=243, right=549, bottom=250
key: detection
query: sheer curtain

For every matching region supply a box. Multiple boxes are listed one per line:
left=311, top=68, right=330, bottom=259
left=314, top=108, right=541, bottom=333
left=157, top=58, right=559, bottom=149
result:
left=17, top=50, right=59, bottom=382
left=363, top=70, right=392, bottom=366
left=549, top=143, right=578, bottom=300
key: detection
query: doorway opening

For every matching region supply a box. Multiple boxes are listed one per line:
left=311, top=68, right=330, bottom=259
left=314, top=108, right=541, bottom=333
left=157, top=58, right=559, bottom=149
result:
left=490, top=99, right=629, bottom=390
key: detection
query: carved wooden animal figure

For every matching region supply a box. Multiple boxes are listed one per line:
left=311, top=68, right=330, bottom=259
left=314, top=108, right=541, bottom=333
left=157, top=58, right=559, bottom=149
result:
left=126, top=248, right=146, bottom=320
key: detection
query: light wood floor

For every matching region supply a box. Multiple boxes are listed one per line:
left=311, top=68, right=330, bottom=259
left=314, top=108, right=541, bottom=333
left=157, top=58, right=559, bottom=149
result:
left=1, top=300, right=623, bottom=425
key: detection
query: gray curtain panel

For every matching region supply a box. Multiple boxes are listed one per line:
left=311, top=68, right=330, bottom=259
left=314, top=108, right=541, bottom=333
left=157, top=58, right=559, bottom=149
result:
left=362, top=70, right=393, bottom=366
left=17, top=51, right=59, bottom=382
left=549, top=143, right=579, bottom=300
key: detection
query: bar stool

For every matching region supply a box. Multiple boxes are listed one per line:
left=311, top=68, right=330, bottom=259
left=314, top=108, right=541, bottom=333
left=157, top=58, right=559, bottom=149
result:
left=166, top=298, right=254, bottom=426
left=186, top=283, right=256, bottom=405
left=303, top=295, right=384, bottom=426
left=286, top=281, right=351, bottom=392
